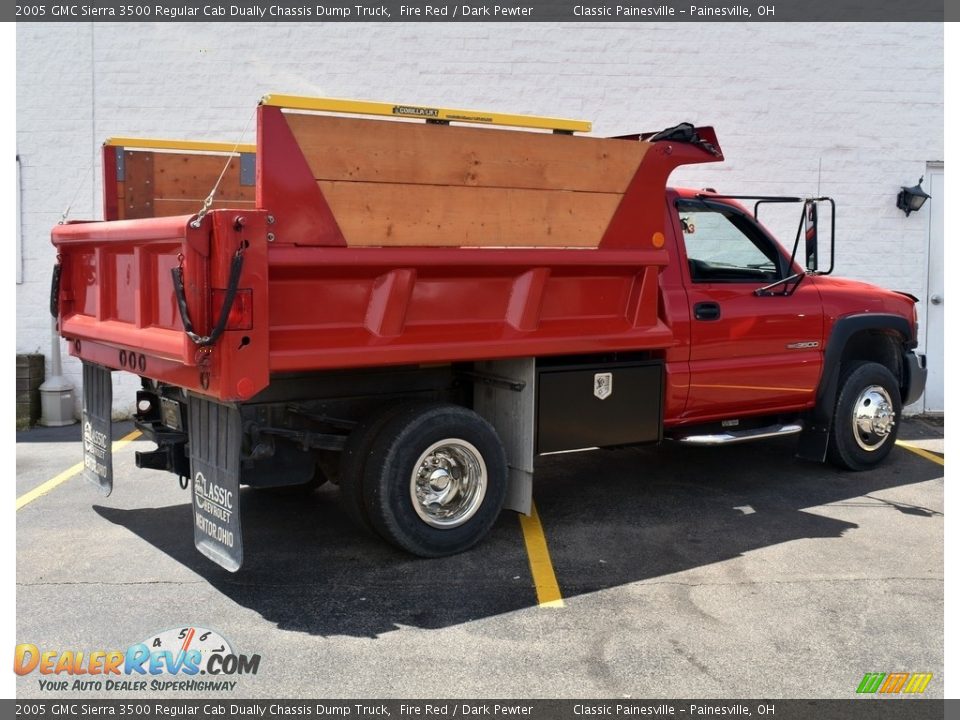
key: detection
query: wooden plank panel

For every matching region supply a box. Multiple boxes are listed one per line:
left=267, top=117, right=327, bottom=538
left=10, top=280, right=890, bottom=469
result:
left=288, top=113, right=646, bottom=194
left=152, top=199, right=256, bottom=217
left=118, top=150, right=253, bottom=219
left=319, top=181, right=622, bottom=248
left=121, top=150, right=155, bottom=219
left=152, top=154, right=253, bottom=201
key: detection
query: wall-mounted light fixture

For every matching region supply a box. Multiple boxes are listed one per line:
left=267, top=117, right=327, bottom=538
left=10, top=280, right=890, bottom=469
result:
left=896, top=176, right=931, bottom=217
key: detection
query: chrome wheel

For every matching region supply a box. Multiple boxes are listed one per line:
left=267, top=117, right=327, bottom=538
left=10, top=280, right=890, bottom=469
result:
left=852, top=384, right=896, bottom=451
left=409, top=439, right=487, bottom=529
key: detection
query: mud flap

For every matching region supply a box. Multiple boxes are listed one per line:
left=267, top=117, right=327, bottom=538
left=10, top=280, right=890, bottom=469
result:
left=189, top=395, right=244, bottom=572
left=81, top=362, right=113, bottom=496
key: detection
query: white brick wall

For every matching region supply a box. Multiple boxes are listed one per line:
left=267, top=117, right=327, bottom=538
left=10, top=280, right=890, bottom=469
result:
left=16, top=22, right=943, bottom=416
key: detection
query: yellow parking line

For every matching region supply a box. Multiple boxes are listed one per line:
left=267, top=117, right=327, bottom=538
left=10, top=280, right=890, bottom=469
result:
left=895, top=440, right=944, bottom=467
left=518, top=501, right=564, bottom=608
left=16, top=430, right=142, bottom=511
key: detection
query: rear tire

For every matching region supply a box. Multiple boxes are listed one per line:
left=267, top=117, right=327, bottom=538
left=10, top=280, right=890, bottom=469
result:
left=362, top=402, right=508, bottom=557
left=337, top=404, right=406, bottom=536
left=827, top=361, right=901, bottom=471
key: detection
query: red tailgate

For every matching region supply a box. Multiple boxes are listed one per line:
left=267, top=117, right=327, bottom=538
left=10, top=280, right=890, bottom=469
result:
left=52, top=211, right=270, bottom=401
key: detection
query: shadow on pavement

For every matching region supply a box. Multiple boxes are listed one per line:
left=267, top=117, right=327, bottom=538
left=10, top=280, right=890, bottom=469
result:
left=534, top=438, right=942, bottom=595
left=16, top=421, right=139, bottom=443
left=93, top=434, right=942, bottom=639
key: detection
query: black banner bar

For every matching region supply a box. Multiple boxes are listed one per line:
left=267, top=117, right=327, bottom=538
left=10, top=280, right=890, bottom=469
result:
left=8, top=0, right=948, bottom=22
left=6, top=699, right=953, bottom=720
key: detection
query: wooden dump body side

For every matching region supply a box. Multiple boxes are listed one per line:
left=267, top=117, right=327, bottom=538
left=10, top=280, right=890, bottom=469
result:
left=102, top=138, right=257, bottom=221
left=279, top=112, right=646, bottom=247
left=53, top=100, right=723, bottom=402
left=254, top=104, right=722, bottom=253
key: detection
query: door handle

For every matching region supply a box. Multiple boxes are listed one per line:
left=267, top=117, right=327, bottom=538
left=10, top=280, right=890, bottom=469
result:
left=694, top=302, right=721, bottom=321
left=930, top=294, right=942, bottom=305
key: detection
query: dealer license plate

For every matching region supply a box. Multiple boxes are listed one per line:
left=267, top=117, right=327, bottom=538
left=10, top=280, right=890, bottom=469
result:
left=189, top=396, right=244, bottom=572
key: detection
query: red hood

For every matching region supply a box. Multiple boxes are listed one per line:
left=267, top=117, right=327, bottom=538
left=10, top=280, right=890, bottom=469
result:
left=811, top=274, right=918, bottom=334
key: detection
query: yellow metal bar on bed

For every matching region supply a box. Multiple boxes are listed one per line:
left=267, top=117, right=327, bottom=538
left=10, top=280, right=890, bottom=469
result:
left=104, top=137, right=257, bottom=154
left=260, top=94, right=592, bottom=133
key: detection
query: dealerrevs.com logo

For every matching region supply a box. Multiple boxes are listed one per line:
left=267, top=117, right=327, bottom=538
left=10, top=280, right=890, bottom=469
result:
left=14, top=627, right=261, bottom=692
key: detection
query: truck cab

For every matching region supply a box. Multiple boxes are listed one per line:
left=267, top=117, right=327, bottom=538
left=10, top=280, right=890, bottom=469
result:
left=660, top=188, right=925, bottom=470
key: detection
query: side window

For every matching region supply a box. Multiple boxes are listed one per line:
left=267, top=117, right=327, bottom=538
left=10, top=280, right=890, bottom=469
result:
left=677, top=202, right=783, bottom=283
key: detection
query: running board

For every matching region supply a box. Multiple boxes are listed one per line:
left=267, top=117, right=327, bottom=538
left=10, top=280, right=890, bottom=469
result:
left=674, top=423, right=803, bottom=446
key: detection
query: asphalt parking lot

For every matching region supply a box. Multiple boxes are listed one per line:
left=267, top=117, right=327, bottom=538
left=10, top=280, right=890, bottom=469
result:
left=16, top=417, right=943, bottom=699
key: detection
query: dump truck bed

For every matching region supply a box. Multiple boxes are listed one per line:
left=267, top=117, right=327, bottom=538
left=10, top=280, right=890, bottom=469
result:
left=52, top=96, right=723, bottom=402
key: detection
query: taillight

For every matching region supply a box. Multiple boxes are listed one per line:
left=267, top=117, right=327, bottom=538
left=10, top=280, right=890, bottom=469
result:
left=211, top=288, right=253, bottom=330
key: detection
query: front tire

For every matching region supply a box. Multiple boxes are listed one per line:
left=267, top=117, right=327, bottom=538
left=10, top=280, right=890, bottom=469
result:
left=827, top=361, right=901, bottom=471
left=362, top=403, right=508, bottom=557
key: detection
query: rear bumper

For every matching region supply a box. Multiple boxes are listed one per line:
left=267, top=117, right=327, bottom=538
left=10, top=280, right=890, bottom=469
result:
left=902, top=351, right=927, bottom=407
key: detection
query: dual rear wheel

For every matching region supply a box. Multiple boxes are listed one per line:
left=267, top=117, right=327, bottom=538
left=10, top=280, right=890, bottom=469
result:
left=339, top=402, right=508, bottom=557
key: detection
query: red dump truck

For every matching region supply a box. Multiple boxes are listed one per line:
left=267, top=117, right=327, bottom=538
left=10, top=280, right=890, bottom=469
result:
left=51, top=95, right=926, bottom=571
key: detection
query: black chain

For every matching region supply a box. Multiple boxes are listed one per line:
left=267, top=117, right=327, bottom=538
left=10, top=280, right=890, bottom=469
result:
left=172, top=244, right=245, bottom=347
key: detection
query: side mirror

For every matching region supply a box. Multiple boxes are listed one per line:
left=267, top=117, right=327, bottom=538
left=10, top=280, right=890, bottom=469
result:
left=733, top=193, right=837, bottom=295
left=804, top=200, right=818, bottom=271
left=801, top=198, right=834, bottom=275
left=763, top=197, right=833, bottom=276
